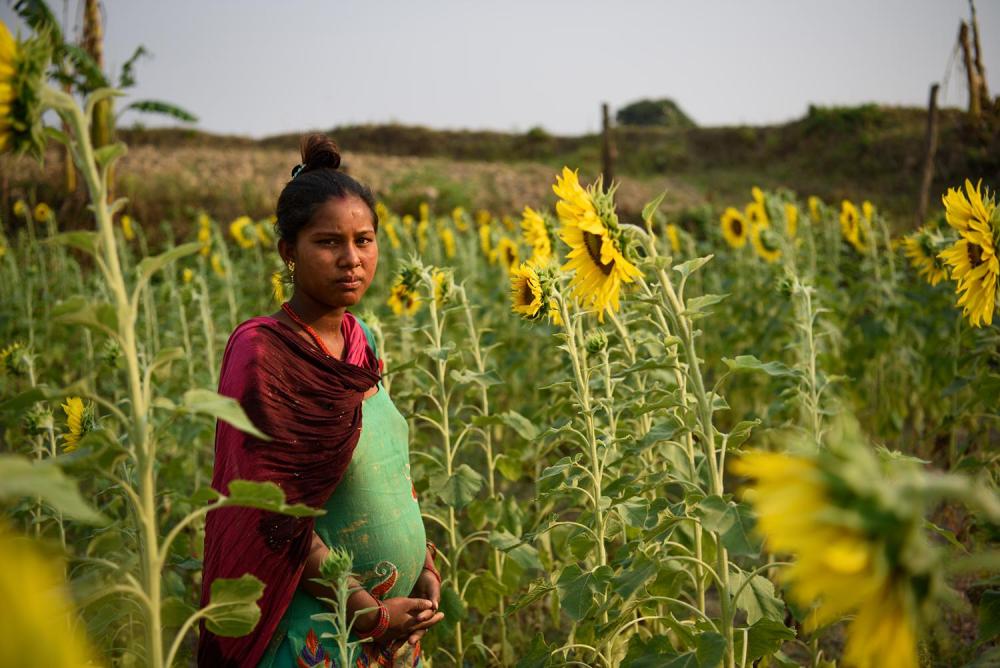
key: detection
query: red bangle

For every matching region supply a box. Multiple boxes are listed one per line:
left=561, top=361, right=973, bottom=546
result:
left=422, top=565, right=442, bottom=584
left=355, top=599, right=390, bottom=640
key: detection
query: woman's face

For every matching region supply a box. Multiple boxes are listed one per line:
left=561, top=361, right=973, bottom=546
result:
left=280, top=195, right=379, bottom=310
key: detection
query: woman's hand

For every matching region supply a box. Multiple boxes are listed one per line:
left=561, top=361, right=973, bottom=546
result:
left=405, top=569, right=442, bottom=645
left=365, top=596, right=443, bottom=644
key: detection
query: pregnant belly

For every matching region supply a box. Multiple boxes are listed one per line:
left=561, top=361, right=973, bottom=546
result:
left=318, top=483, right=426, bottom=600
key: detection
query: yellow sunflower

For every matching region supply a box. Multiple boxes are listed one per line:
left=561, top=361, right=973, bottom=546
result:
left=553, top=167, right=642, bottom=321
left=662, top=224, right=679, bottom=255
left=384, top=217, right=401, bottom=249
left=255, top=219, right=274, bottom=245
left=732, top=442, right=926, bottom=668
left=121, top=214, right=136, bottom=241
left=271, top=271, right=286, bottom=303
left=510, top=262, right=544, bottom=319
left=12, top=199, right=27, bottom=218
left=901, top=230, right=948, bottom=286
left=197, top=213, right=213, bottom=256
left=521, top=206, right=553, bottom=264
left=418, top=202, right=430, bottom=223
left=440, top=226, right=456, bottom=258
left=0, top=20, right=48, bottom=157
left=807, top=195, right=822, bottom=222
left=33, top=202, right=52, bottom=223
left=750, top=219, right=782, bottom=263
left=479, top=221, right=493, bottom=259
left=432, top=269, right=450, bottom=306
left=416, top=219, right=429, bottom=253
left=229, top=215, right=256, bottom=249
left=784, top=203, right=798, bottom=238
left=751, top=185, right=765, bottom=204
left=721, top=207, right=748, bottom=248
left=61, top=397, right=90, bottom=452
left=387, top=279, right=421, bottom=317
left=938, top=181, right=998, bottom=327
left=493, top=236, right=520, bottom=271
left=941, top=179, right=993, bottom=233
left=210, top=252, right=226, bottom=277
left=182, top=268, right=194, bottom=284
left=840, top=200, right=868, bottom=253
left=451, top=206, right=468, bottom=231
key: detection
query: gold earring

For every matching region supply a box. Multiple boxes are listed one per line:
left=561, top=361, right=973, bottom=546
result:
left=287, top=261, right=295, bottom=280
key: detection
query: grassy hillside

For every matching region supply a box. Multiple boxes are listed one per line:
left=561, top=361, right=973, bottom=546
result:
left=3, top=104, right=998, bottom=234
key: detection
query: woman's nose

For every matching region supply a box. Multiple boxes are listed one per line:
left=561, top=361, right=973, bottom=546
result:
left=339, top=243, right=361, bottom=266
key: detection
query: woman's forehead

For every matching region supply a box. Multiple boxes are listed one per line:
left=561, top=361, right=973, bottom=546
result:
left=306, top=197, right=375, bottom=234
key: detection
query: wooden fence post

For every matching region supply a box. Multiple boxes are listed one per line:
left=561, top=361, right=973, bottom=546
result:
left=959, top=22, right=982, bottom=119
left=601, top=102, right=616, bottom=191
left=917, top=84, right=940, bottom=226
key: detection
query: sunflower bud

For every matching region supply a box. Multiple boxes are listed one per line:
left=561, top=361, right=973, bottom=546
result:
left=584, top=331, right=608, bottom=354
left=23, top=403, right=53, bottom=436
left=0, top=21, right=52, bottom=158
left=319, top=546, right=354, bottom=585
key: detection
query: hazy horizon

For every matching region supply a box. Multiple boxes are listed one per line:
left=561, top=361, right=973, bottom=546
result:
left=2, top=0, right=998, bottom=138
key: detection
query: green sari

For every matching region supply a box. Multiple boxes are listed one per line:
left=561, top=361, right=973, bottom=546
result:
left=260, top=327, right=426, bottom=668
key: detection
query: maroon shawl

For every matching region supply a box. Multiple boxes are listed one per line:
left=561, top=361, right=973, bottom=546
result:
left=198, top=313, right=380, bottom=667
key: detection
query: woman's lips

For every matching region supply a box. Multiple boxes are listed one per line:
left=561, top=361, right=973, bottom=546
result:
left=337, top=277, right=362, bottom=289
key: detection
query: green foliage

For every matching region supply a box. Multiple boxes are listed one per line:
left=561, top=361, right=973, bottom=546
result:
left=616, top=98, right=696, bottom=129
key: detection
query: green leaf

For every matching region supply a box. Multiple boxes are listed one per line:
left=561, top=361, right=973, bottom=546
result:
left=506, top=578, right=556, bottom=617
left=722, top=355, right=793, bottom=377
left=202, top=575, right=264, bottom=637
left=622, top=634, right=678, bottom=668
left=694, top=632, right=726, bottom=667
left=611, top=551, right=659, bottom=600
left=695, top=495, right=759, bottom=557
left=44, top=231, right=101, bottom=257
left=474, top=410, right=539, bottom=441
left=494, top=454, right=523, bottom=482
left=489, top=530, right=542, bottom=571
left=181, top=389, right=271, bottom=440
left=435, top=464, right=484, bottom=507
left=516, top=633, right=553, bottom=668
left=673, top=255, right=713, bottom=280
left=135, top=242, right=202, bottom=293
left=0, top=387, right=47, bottom=414
left=94, top=142, right=126, bottom=168
left=122, top=99, right=198, bottom=123
left=685, top=293, right=728, bottom=317
left=727, top=420, right=760, bottom=449
left=556, top=564, right=611, bottom=622
left=449, top=368, right=502, bottom=387
left=0, top=455, right=106, bottom=524
left=52, top=296, right=119, bottom=339
left=733, top=572, right=786, bottom=624
left=979, top=590, right=1000, bottom=643
left=161, top=596, right=197, bottom=629
left=736, top=618, right=796, bottom=662
left=438, top=586, right=467, bottom=627
left=219, top=481, right=324, bottom=517
left=642, top=191, right=667, bottom=223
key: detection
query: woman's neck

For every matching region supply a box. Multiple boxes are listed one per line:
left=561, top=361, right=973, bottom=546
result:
left=285, top=293, right=346, bottom=339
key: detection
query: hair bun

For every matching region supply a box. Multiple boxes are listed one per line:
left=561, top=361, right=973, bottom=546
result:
left=299, top=133, right=342, bottom=174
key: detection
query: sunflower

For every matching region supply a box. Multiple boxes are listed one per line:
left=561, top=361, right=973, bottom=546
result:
left=270, top=271, right=286, bottom=303
left=938, top=181, right=999, bottom=327
left=509, top=262, right=544, bottom=319
left=0, top=341, right=26, bottom=376
left=521, top=206, right=552, bottom=264
left=751, top=185, right=765, bottom=204
left=121, top=214, right=136, bottom=241
left=182, top=268, right=194, bottom=284
left=807, top=195, right=822, bottom=222
left=666, top=223, right=681, bottom=254
left=387, top=278, right=421, bottom=317
left=229, top=216, right=256, bottom=249
left=197, top=213, right=213, bottom=256
left=840, top=200, right=868, bottom=253
left=493, top=236, right=520, bottom=271
left=0, top=523, right=98, bottom=666
left=61, top=397, right=94, bottom=452
left=731, top=425, right=935, bottom=668
left=255, top=219, right=274, bottom=245
left=745, top=200, right=768, bottom=229
left=451, top=206, right=468, bottom=231
left=416, top=219, right=429, bottom=253
left=721, top=207, right=748, bottom=248
left=0, top=20, right=49, bottom=157
left=12, top=199, right=27, bottom=218
left=479, top=222, right=493, bottom=259
left=432, top=269, right=450, bottom=306
left=941, top=179, right=993, bottom=233
left=402, top=214, right=414, bottom=231
left=784, top=203, right=798, bottom=238
left=750, top=219, right=782, bottom=263
left=383, top=217, right=401, bottom=249
left=440, top=226, right=456, bottom=258
left=554, top=167, right=642, bottom=320
left=210, top=252, right=226, bottom=277
left=901, top=229, right=948, bottom=286
left=33, top=202, right=52, bottom=223
left=418, top=202, right=430, bottom=223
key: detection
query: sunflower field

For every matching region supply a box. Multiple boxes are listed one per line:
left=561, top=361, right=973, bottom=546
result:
left=2, top=15, right=1000, bottom=668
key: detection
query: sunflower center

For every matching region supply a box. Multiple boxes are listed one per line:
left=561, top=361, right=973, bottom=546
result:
left=732, top=219, right=743, bottom=236
left=521, top=281, right=535, bottom=305
left=584, top=231, right=613, bottom=275
left=967, top=242, right=984, bottom=269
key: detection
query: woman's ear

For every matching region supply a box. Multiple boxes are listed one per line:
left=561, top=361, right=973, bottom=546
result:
left=278, top=238, right=294, bottom=266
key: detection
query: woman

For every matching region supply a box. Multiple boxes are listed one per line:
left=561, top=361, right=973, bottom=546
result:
left=198, top=134, right=444, bottom=667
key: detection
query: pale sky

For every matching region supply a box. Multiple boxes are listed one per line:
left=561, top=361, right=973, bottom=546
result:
left=3, top=0, right=999, bottom=137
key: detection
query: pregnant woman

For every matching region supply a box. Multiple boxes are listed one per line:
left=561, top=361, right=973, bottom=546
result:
left=198, top=134, right=444, bottom=667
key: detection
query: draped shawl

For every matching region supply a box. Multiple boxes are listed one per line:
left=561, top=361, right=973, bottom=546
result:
left=198, top=313, right=380, bottom=667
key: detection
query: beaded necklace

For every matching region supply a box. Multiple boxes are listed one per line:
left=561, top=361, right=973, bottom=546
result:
left=280, top=302, right=342, bottom=359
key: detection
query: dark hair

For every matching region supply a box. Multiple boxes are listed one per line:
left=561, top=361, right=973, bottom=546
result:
left=274, top=134, right=379, bottom=242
